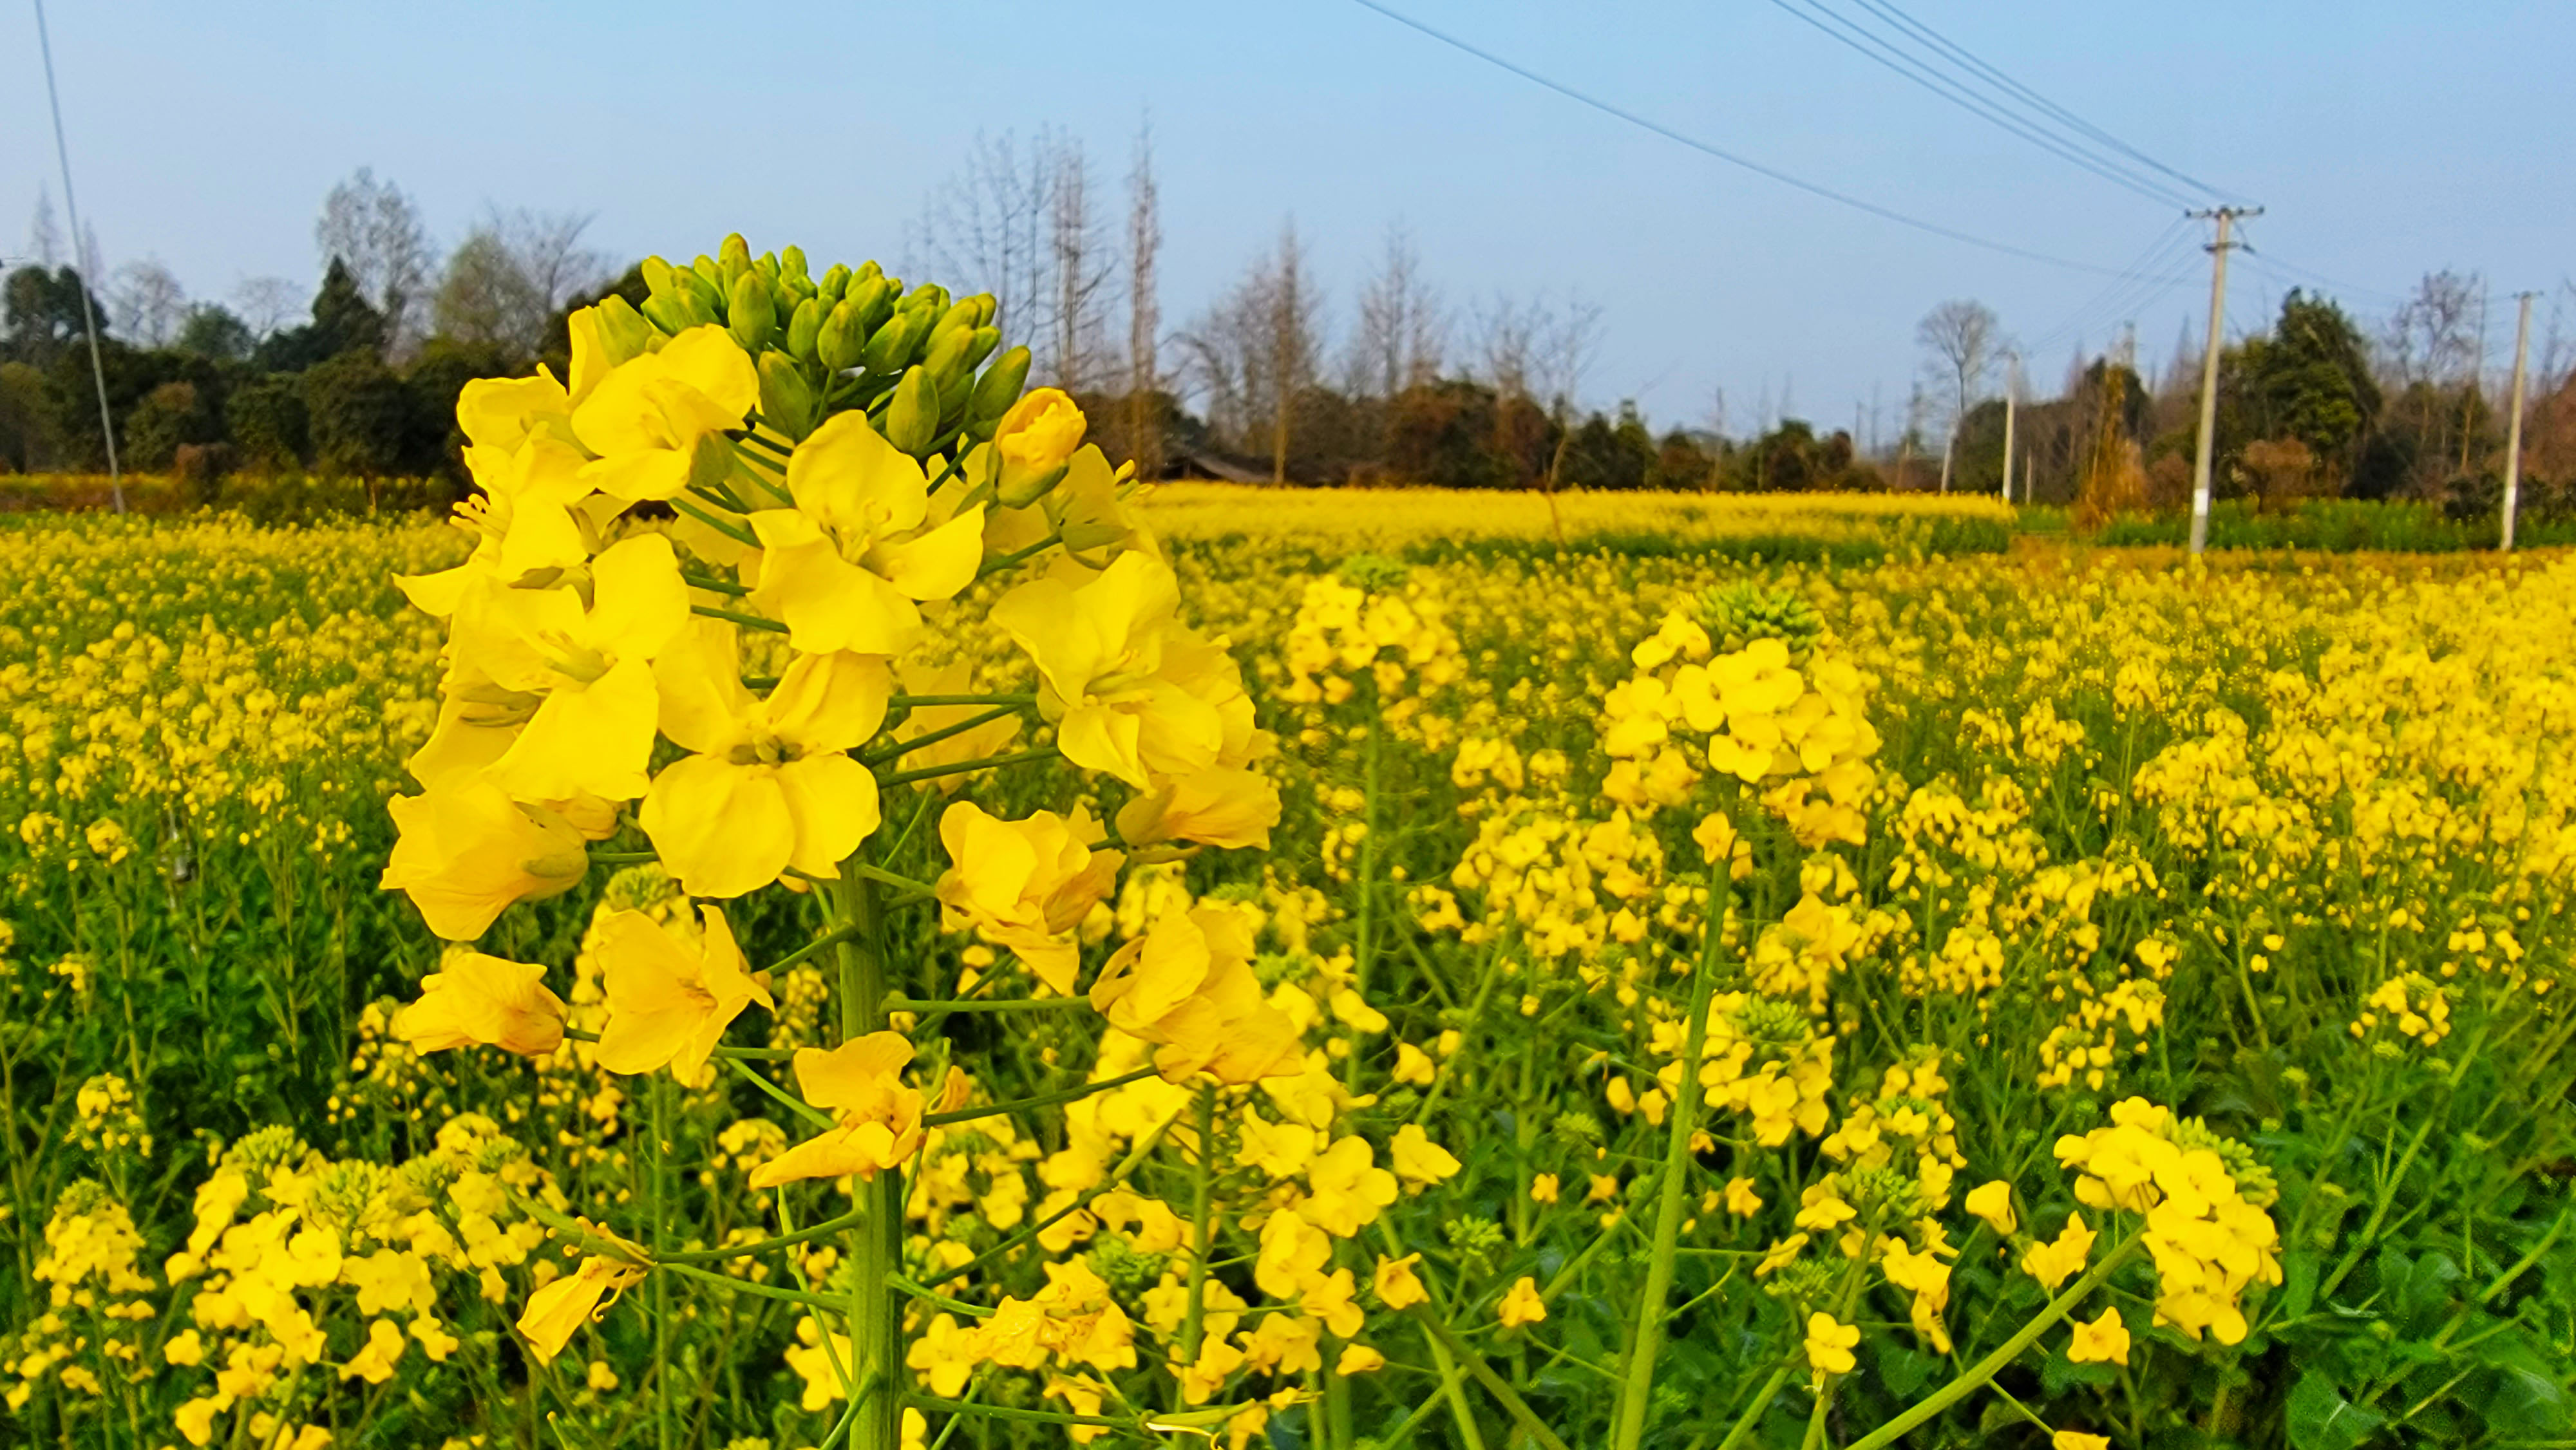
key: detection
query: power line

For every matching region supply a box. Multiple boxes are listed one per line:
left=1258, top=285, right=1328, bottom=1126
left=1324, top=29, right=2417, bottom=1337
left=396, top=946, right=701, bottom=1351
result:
left=2025, top=217, right=2201, bottom=356
left=1846, top=0, right=2248, bottom=205
left=1343, top=0, right=2210, bottom=282
left=1764, top=0, right=2202, bottom=211
left=32, top=0, right=124, bottom=513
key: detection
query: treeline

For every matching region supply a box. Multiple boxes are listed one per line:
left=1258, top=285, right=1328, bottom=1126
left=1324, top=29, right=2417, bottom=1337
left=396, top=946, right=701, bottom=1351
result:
left=1925, top=278, right=2576, bottom=520
left=0, top=173, right=611, bottom=500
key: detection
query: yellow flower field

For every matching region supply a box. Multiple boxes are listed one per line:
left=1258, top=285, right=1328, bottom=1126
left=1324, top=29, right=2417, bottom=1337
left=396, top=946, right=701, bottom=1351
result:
left=3, top=241, right=2571, bottom=1450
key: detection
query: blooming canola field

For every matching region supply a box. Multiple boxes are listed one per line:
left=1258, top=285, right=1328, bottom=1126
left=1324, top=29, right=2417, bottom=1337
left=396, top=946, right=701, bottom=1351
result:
left=7, top=250, right=2576, bottom=1450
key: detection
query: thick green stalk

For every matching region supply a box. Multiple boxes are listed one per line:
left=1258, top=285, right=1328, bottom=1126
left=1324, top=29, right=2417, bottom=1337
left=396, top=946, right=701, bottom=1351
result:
left=650, top=1073, right=674, bottom=1450
left=1608, top=894, right=1726, bottom=1450
left=832, top=867, right=907, bottom=1450
left=1180, top=1084, right=1217, bottom=1366
left=1345, top=699, right=1384, bottom=1091
left=1843, top=1234, right=2142, bottom=1450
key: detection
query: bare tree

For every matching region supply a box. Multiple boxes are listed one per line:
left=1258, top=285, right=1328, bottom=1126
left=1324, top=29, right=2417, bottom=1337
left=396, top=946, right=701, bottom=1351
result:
left=1179, top=220, right=1321, bottom=480
left=2385, top=269, right=2482, bottom=389
left=1264, top=220, right=1318, bottom=483
left=317, top=167, right=432, bottom=353
left=910, top=132, right=1050, bottom=370
left=111, top=259, right=188, bottom=347
left=1474, top=292, right=1540, bottom=402
left=1044, top=135, right=1117, bottom=393
left=1917, top=298, right=2000, bottom=491
left=432, top=209, right=610, bottom=357
left=1125, top=118, right=1162, bottom=478
left=27, top=187, right=64, bottom=267
left=233, top=276, right=301, bottom=339
left=1349, top=222, right=1443, bottom=400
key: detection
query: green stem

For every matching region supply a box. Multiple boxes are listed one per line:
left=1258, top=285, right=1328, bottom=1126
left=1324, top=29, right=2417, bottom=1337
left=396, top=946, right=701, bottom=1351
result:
left=654, top=1206, right=871, bottom=1265
left=1609, top=892, right=1726, bottom=1450
left=1843, top=1234, right=2143, bottom=1450
left=1712, top=1366, right=1795, bottom=1450
left=864, top=706, right=1025, bottom=767
left=693, top=603, right=788, bottom=635
left=650, top=1074, right=673, bottom=1450
left=877, top=747, right=1059, bottom=789
left=1181, top=1084, right=1217, bottom=1364
left=889, top=693, right=1037, bottom=708
left=1408, top=1307, right=1575, bottom=1450
left=923, top=1066, right=1160, bottom=1127
left=976, top=531, right=1065, bottom=579
left=670, top=496, right=759, bottom=547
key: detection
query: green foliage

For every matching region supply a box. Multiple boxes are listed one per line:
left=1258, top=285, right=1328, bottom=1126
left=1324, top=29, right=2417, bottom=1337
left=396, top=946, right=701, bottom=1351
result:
left=2097, top=497, right=2576, bottom=551
left=302, top=351, right=412, bottom=476
left=224, top=374, right=310, bottom=474
left=2229, top=290, right=2380, bottom=487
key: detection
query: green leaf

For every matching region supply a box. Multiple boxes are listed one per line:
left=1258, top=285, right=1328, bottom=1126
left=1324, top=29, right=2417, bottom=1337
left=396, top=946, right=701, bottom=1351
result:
left=1875, top=1344, right=1937, bottom=1400
left=2287, top=1371, right=2385, bottom=1450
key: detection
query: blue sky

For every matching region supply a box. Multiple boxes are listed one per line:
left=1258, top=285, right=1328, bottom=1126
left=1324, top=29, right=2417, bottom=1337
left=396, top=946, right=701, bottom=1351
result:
left=8, top=0, right=2569, bottom=438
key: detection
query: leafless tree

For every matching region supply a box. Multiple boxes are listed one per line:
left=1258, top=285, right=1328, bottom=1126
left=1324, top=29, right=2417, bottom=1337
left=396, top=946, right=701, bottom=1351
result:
left=1125, top=119, right=1162, bottom=477
left=233, top=276, right=302, bottom=339
left=1043, top=135, right=1118, bottom=394
left=317, top=167, right=432, bottom=353
left=1348, top=222, right=1443, bottom=400
left=27, top=188, right=64, bottom=267
left=1180, top=220, right=1322, bottom=480
left=111, top=259, right=189, bottom=347
left=433, top=209, right=610, bottom=357
left=2384, top=269, right=2482, bottom=388
left=1917, top=298, right=2000, bottom=491
left=909, top=131, right=1050, bottom=370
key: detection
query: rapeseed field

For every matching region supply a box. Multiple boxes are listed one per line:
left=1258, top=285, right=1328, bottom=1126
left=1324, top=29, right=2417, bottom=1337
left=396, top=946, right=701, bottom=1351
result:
left=4, top=240, right=2570, bottom=1450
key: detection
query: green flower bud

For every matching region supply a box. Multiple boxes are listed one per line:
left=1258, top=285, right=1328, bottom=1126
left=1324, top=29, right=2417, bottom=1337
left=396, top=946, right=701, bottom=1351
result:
left=691, top=254, right=724, bottom=294
left=780, top=245, right=809, bottom=283
left=961, top=325, right=1001, bottom=373
left=818, top=300, right=867, bottom=372
left=934, top=299, right=980, bottom=337
left=922, top=323, right=975, bottom=391
left=589, top=295, right=657, bottom=365
left=639, top=255, right=677, bottom=298
left=757, top=354, right=821, bottom=440
left=846, top=276, right=897, bottom=338
left=969, top=293, right=998, bottom=328
left=860, top=306, right=929, bottom=375
left=856, top=259, right=883, bottom=284
left=818, top=263, right=851, bottom=305
left=786, top=297, right=824, bottom=364
left=968, top=347, right=1034, bottom=428
left=718, top=233, right=753, bottom=288
left=728, top=273, right=777, bottom=352
left=904, top=282, right=949, bottom=314
left=884, top=366, right=940, bottom=455
left=668, top=270, right=723, bottom=330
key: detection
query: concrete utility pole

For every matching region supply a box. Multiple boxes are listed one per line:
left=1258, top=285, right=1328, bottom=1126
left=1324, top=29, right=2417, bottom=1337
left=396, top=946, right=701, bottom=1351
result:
left=2503, top=290, right=2537, bottom=551
left=2001, top=352, right=2019, bottom=503
left=2187, top=206, right=2260, bottom=555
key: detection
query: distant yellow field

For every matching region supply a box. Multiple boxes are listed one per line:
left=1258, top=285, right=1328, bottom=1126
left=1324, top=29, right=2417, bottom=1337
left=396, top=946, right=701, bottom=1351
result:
left=1135, top=481, right=2014, bottom=551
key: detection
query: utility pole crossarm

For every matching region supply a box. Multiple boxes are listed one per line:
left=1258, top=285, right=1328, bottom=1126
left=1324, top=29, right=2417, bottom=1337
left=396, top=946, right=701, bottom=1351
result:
left=2186, top=206, right=2262, bottom=556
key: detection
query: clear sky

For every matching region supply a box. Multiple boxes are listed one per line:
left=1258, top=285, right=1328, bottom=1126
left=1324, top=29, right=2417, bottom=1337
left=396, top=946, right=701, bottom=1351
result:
left=8, top=0, right=2570, bottom=439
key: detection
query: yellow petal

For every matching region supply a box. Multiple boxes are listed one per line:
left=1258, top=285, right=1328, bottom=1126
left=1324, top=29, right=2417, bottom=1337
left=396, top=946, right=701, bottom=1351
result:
left=775, top=753, right=880, bottom=878
left=638, top=755, right=795, bottom=899
left=768, top=651, right=892, bottom=754
left=486, top=655, right=660, bottom=804
left=870, top=505, right=986, bottom=603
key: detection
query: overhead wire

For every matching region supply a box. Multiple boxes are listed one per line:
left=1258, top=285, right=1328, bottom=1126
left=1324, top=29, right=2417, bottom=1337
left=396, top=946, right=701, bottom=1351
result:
left=2023, top=216, right=2201, bottom=358
left=1846, top=0, right=2248, bottom=205
left=1342, top=0, right=2216, bottom=282
left=1763, top=0, right=2202, bottom=210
